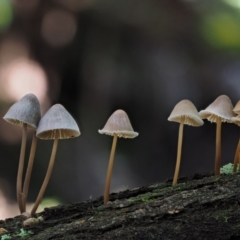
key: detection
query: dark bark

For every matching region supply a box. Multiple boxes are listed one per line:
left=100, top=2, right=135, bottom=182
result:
left=1, top=172, right=240, bottom=240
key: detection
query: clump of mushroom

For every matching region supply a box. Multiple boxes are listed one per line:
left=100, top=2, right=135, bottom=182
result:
left=99, top=109, right=138, bottom=204
left=199, top=95, right=235, bottom=175
left=3, top=93, right=41, bottom=213
left=31, top=104, right=80, bottom=216
left=168, top=100, right=203, bottom=185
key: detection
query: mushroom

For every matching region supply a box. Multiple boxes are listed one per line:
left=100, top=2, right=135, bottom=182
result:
left=31, top=104, right=80, bottom=216
left=168, top=100, right=203, bottom=186
left=99, top=109, right=138, bottom=204
left=3, top=93, right=41, bottom=213
left=230, top=101, right=240, bottom=172
left=199, top=95, right=235, bottom=175
left=231, top=116, right=240, bottom=172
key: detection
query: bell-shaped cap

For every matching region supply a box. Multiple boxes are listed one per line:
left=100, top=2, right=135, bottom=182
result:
left=37, top=104, right=80, bottom=140
left=3, top=93, right=41, bottom=129
left=98, top=109, right=138, bottom=138
left=233, top=100, right=240, bottom=115
left=199, top=95, right=235, bottom=123
left=168, top=100, right=203, bottom=126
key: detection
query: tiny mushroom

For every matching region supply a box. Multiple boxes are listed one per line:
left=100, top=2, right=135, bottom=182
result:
left=168, top=100, right=203, bottom=186
left=99, top=109, right=138, bottom=204
left=3, top=93, right=41, bottom=213
left=199, top=95, right=235, bottom=175
left=231, top=100, right=240, bottom=172
left=31, top=104, right=80, bottom=216
left=231, top=115, right=240, bottom=172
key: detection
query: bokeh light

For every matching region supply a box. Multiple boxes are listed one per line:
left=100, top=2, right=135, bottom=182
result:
left=41, top=9, right=77, bottom=47
left=223, top=0, right=240, bottom=9
left=0, top=58, right=48, bottom=104
left=201, top=13, right=240, bottom=49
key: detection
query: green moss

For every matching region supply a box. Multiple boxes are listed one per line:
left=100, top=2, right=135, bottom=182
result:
left=220, top=163, right=238, bottom=174
left=128, top=191, right=162, bottom=203
left=1, top=234, right=11, bottom=240
left=214, top=210, right=230, bottom=223
left=16, top=229, right=33, bottom=238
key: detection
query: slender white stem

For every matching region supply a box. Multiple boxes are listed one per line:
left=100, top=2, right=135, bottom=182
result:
left=104, top=134, right=118, bottom=204
left=31, top=132, right=59, bottom=216
left=22, top=133, right=38, bottom=211
left=233, top=137, right=240, bottom=172
left=215, top=119, right=222, bottom=176
left=172, top=121, right=184, bottom=186
left=17, top=123, right=27, bottom=213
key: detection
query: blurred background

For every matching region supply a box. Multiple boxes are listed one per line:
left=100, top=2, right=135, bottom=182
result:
left=0, top=0, right=240, bottom=218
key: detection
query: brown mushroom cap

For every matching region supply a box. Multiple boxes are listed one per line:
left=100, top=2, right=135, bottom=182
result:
left=98, top=109, right=138, bottom=138
left=168, top=100, right=203, bottom=126
left=233, top=100, right=240, bottom=115
left=199, top=95, right=235, bottom=122
left=37, top=104, right=80, bottom=139
left=3, top=93, right=41, bottom=129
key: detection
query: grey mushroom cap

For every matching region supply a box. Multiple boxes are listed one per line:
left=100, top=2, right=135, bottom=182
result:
left=199, top=95, right=235, bottom=123
left=36, top=104, right=80, bottom=140
left=98, top=109, right=138, bottom=138
left=168, top=100, right=204, bottom=126
left=3, top=93, right=41, bottom=129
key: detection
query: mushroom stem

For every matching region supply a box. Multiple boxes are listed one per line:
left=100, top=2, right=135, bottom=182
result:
left=233, top=137, right=240, bottom=172
left=17, top=123, right=27, bottom=213
left=31, top=132, right=59, bottom=216
left=215, top=118, right=222, bottom=175
left=104, top=134, right=118, bottom=204
left=22, top=133, right=38, bottom=211
left=172, top=120, right=184, bottom=186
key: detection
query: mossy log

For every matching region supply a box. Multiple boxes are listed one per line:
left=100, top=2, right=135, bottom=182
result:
left=1, top=172, right=240, bottom=239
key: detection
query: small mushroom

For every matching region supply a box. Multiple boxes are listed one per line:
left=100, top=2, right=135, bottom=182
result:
left=168, top=100, right=203, bottom=186
left=231, top=116, right=240, bottom=172
left=3, top=93, right=41, bottom=213
left=99, top=109, right=138, bottom=204
left=199, top=95, right=235, bottom=175
left=31, top=104, right=80, bottom=216
left=230, top=101, right=240, bottom=172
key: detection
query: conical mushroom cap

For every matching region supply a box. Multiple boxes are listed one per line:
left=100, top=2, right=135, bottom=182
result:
left=98, top=109, right=138, bottom=138
left=233, top=100, right=240, bottom=115
left=199, top=95, right=235, bottom=123
left=168, top=100, right=203, bottom=126
left=37, top=104, right=80, bottom=140
left=3, top=93, right=41, bottom=129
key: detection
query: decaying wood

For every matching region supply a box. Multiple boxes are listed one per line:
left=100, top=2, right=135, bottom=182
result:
left=1, top=172, right=240, bottom=239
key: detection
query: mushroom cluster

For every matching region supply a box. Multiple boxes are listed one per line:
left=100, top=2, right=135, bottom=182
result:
left=3, top=94, right=41, bottom=213
left=4, top=92, right=240, bottom=217
left=168, top=94, right=238, bottom=184
left=4, top=94, right=80, bottom=216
